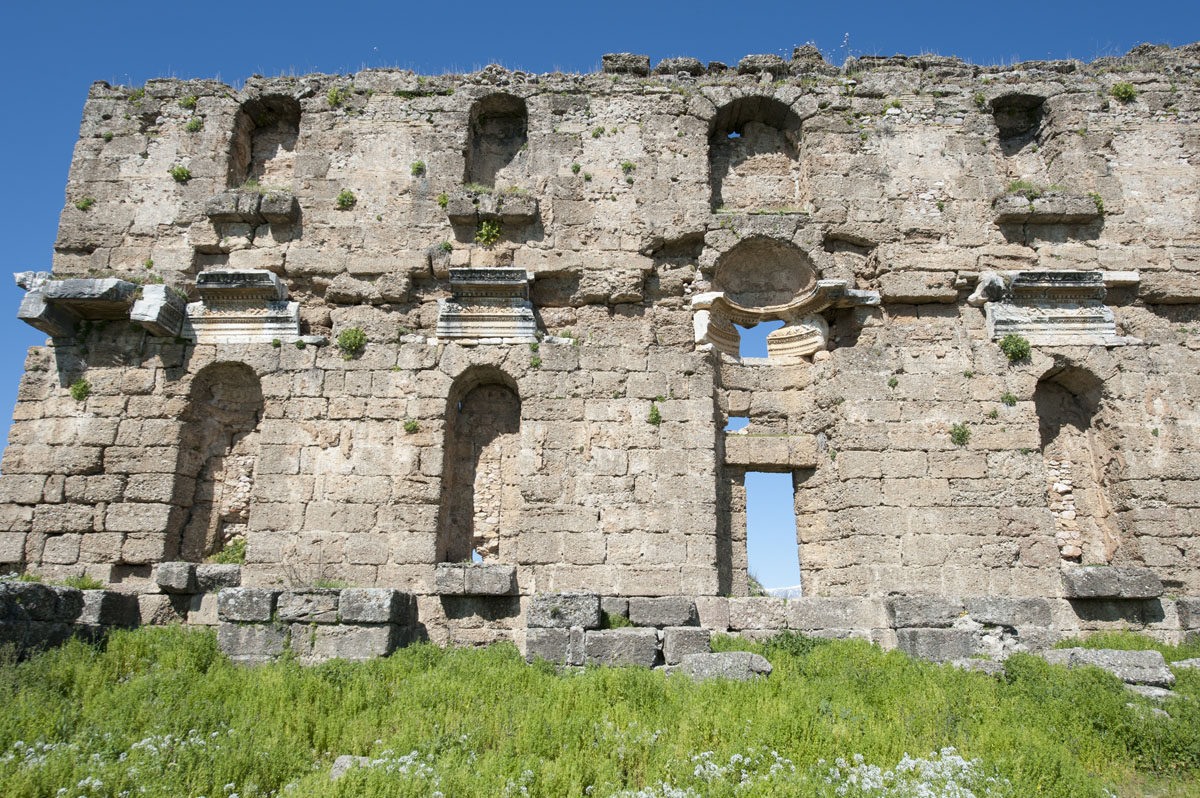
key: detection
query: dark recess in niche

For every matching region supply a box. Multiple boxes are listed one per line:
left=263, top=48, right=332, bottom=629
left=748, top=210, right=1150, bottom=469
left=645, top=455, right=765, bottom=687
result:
left=708, top=96, right=802, bottom=212
left=990, top=93, right=1045, bottom=156
left=464, top=93, right=528, bottom=188
left=227, top=95, right=302, bottom=187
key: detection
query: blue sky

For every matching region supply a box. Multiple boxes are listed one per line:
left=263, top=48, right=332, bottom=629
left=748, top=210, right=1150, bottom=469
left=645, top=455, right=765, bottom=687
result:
left=1, top=1, right=1196, bottom=587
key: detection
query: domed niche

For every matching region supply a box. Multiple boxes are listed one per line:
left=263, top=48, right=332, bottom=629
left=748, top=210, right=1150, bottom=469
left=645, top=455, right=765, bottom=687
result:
left=713, top=237, right=817, bottom=311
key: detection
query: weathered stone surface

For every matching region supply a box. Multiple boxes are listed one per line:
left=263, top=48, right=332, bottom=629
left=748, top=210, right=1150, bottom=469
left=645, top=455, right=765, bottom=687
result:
left=330, top=755, right=371, bottom=781
left=950, top=658, right=1006, bottom=677
left=601, top=53, right=650, bottom=76
left=259, top=191, right=299, bottom=224
left=787, top=598, right=886, bottom=630
left=896, top=628, right=976, bottom=662
left=130, top=285, right=186, bottom=338
left=737, top=54, right=788, bottom=76
left=662, top=627, right=711, bottom=664
left=583, top=628, right=659, bottom=667
left=1041, top=648, right=1175, bottom=687
left=728, top=597, right=787, bottom=630
left=464, top=563, right=518, bottom=595
left=993, top=193, right=1102, bottom=224
left=628, top=596, right=698, bottom=627
left=653, top=57, right=705, bottom=76
left=339, top=589, right=415, bottom=625
left=79, top=590, right=139, bottom=627
left=887, top=597, right=966, bottom=629
left=527, top=593, right=601, bottom=629
left=964, top=597, right=1052, bottom=628
left=525, top=626, right=585, bottom=666
left=291, top=623, right=403, bottom=663
left=277, top=589, right=340, bottom=623
left=1062, top=567, right=1163, bottom=599
left=673, top=651, right=772, bottom=681
left=1178, top=599, right=1200, bottom=630
left=217, top=588, right=279, bottom=622
left=155, top=562, right=196, bottom=594
left=1171, top=658, right=1200, bottom=671
left=217, top=622, right=288, bottom=665
left=195, top=564, right=241, bottom=591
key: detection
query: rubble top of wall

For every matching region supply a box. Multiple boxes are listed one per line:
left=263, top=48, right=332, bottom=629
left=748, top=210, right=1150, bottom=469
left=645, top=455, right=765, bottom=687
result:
left=87, top=42, right=1200, bottom=102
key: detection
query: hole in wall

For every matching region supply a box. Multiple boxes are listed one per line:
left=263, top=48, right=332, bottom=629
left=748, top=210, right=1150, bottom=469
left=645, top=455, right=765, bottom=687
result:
left=735, top=320, right=784, bottom=358
left=725, top=416, right=749, bottom=432
left=227, top=95, right=301, bottom=188
left=465, top=93, right=528, bottom=188
left=745, top=471, right=801, bottom=593
left=709, top=96, right=802, bottom=211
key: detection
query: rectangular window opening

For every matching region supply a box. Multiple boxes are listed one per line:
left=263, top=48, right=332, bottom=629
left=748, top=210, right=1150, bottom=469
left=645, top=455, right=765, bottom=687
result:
left=745, top=471, right=801, bottom=596
left=725, top=415, right=749, bottom=432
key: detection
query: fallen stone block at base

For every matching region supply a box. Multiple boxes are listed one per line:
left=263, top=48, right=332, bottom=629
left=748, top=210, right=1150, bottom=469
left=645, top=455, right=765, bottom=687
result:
left=670, top=651, right=773, bottom=681
left=1041, top=648, right=1175, bottom=687
left=662, top=626, right=711, bottom=664
left=525, top=626, right=585, bottom=666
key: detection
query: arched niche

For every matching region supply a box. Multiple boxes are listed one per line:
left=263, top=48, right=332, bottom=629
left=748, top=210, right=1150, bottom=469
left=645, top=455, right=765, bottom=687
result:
left=464, top=93, right=528, bottom=188
left=709, top=96, right=803, bottom=212
left=713, top=236, right=818, bottom=310
left=1033, top=365, right=1118, bottom=564
left=176, top=362, right=264, bottom=561
left=226, top=95, right=302, bottom=188
left=990, top=93, right=1045, bottom=155
left=436, top=367, right=522, bottom=563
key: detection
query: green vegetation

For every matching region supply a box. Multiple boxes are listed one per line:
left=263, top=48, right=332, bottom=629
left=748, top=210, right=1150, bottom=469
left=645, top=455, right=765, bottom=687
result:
left=73, top=197, right=95, bottom=212
left=1001, top=392, right=1018, bottom=407
left=648, top=402, right=662, bottom=426
left=207, top=538, right=245, bottom=565
left=169, top=166, right=192, bottom=183
left=591, top=125, right=605, bottom=138
left=179, top=95, right=198, bottom=109
left=327, top=86, right=352, bottom=108
left=438, top=241, right=453, bottom=254
left=571, top=163, right=581, bottom=174
left=436, top=192, right=449, bottom=209
left=0, top=627, right=1196, bottom=797
left=185, top=117, right=203, bottom=133
left=337, top=327, right=367, bottom=360
left=294, top=340, right=306, bottom=350
left=69, top=379, right=90, bottom=402
left=271, top=338, right=282, bottom=348
left=410, top=160, right=426, bottom=177
left=887, top=377, right=898, bottom=389
left=335, top=189, right=357, bottom=210
left=999, top=333, right=1032, bottom=363
left=620, top=161, right=636, bottom=175
left=973, top=91, right=986, bottom=108
left=529, top=356, right=542, bottom=369
left=403, top=419, right=420, bottom=434
left=1005, top=180, right=1043, bottom=200
left=1089, top=192, right=1105, bottom=215
left=950, top=422, right=971, bottom=447
left=60, top=574, right=106, bottom=590
left=475, top=220, right=502, bottom=247
left=1110, top=82, right=1138, bottom=103
left=600, top=611, right=633, bottom=629
left=312, top=578, right=351, bottom=590
left=102, top=132, right=113, bottom=142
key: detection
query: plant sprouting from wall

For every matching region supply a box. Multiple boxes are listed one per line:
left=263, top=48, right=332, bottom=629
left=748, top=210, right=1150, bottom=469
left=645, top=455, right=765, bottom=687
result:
left=410, top=160, right=426, bottom=177
left=169, top=166, right=192, bottom=183
left=950, top=422, right=970, bottom=447
left=648, top=402, right=662, bottom=426
left=998, top=333, right=1031, bottom=363
left=69, top=379, right=91, bottom=402
left=475, top=220, right=502, bottom=247
left=335, top=189, right=357, bottom=210
left=337, top=327, right=367, bottom=360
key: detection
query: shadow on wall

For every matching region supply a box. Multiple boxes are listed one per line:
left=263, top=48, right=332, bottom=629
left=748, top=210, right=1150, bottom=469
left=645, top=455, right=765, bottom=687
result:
left=437, top=367, right=521, bottom=564
left=227, top=95, right=301, bottom=188
left=176, top=362, right=264, bottom=562
left=465, top=94, right=528, bottom=188
left=709, top=97, right=803, bottom=212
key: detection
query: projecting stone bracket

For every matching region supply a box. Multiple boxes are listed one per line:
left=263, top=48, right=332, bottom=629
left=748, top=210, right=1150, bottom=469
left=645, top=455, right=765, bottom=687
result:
left=444, top=190, right=538, bottom=226
left=130, top=285, right=188, bottom=337
left=205, top=190, right=299, bottom=226
left=433, top=562, right=518, bottom=596
left=15, top=272, right=139, bottom=337
left=436, top=267, right=537, bottom=343
left=974, top=269, right=1141, bottom=346
left=183, top=269, right=300, bottom=343
left=992, top=193, right=1103, bottom=225
left=1061, top=565, right=1163, bottom=599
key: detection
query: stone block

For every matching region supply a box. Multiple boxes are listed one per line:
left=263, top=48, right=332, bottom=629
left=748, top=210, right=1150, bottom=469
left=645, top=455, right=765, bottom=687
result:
left=2, top=581, right=59, bottom=621
left=653, top=57, right=705, bottom=76
left=130, top=284, right=186, bottom=338
left=79, top=590, right=139, bottom=627
left=528, top=593, right=602, bottom=629
left=887, top=596, right=965, bottom=628
left=584, top=628, right=659, bottom=667
left=673, top=651, right=772, bottom=681
left=896, top=628, right=976, bottom=662
left=138, top=593, right=188, bottom=625
left=993, top=193, right=1102, bottom=225
left=217, top=622, right=288, bottom=665
left=260, top=191, right=300, bottom=224
left=950, top=659, right=1006, bottom=678
left=737, top=54, right=788, bottom=76
left=525, top=626, right=585, bottom=666
left=195, top=564, right=241, bottom=591
left=601, top=53, right=650, bottom=76
left=1061, top=567, right=1163, bottom=599
left=695, top=596, right=729, bottom=631
left=1042, top=648, right=1175, bottom=687
left=663, top=627, right=711, bottom=665
left=728, top=597, right=787, bottom=630
left=41, top=278, right=137, bottom=317
left=292, top=623, right=403, bottom=663
left=787, top=598, right=887, bottom=631
left=154, top=562, right=196, bottom=594
left=464, top=563, right=518, bottom=596
left=277, top=590, right=340, bottom=624
left=964, top=597, right=1052, bottom=628
left=217, top=588, right=279, bottom=622
left=339, top=588, right=415, bottom=624
left=600, top=596, right=629, bottom=620
left=1178, top=598, right=1200, bottom=630
left=878, top=272, right=958, bottom=303
left=187, top=593, right=219, bottom=625
left=432, top=563, right=465, bottom=594
left=18, top=291, right=77, bottom=337
left=628, top=596, right=698, bottom=627
left=204, top=192, right=241, bottom=223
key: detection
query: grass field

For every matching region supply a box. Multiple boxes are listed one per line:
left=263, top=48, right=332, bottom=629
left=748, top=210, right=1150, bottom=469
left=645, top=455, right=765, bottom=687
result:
left=0, top=627, right=1197, bottom=797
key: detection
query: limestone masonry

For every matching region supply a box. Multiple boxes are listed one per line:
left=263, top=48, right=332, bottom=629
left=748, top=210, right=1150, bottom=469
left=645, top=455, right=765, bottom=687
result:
left=3, top=43, right=1200, bottom=662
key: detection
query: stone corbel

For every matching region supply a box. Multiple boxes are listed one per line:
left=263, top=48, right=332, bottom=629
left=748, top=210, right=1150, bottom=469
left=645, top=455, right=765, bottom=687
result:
left=15, top=272, right=139, bottom=337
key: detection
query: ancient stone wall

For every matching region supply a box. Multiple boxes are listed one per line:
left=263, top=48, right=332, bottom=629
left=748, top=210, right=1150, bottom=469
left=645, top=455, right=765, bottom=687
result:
left=2, top=44, right=1199, bottom=647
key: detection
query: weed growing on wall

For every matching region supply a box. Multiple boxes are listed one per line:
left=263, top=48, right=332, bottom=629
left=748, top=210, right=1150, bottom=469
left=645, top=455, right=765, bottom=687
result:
left=69, top=379, right=90, bottom=402
left=337, top=327, right=367, bottom=360
left=999, top=334, right=1031, bottom=363
left=335, top=190, right=357, bottom=210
